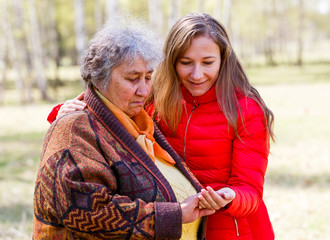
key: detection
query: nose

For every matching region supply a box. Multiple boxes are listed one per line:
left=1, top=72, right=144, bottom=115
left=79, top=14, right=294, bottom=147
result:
left=136, top=79, right=149, bottom=97
left=191, top=65, right=203, bottom=80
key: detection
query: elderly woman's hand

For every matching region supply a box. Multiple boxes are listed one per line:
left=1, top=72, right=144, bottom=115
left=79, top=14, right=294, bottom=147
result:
left=180, top=194, right=216, bottom=223
left=58, top=92, right=86, bottom=118
left=198, top=186, right=235, bottom=210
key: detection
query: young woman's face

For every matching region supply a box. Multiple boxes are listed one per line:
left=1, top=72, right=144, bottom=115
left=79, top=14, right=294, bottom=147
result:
left=100, top=57, right=153, bottom=117
left=176, top=35, right=221, bottom=97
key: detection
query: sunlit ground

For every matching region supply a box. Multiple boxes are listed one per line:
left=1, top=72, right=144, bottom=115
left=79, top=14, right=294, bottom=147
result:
left=259, top=83, right=330, bottom=240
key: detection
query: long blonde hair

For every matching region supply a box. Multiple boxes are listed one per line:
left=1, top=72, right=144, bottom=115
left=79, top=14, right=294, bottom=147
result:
left=151, top=13, right=274, bottom=141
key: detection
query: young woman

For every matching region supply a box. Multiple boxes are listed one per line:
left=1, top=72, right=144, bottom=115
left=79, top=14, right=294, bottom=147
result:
left=151, top=13, right=275, bottom=240
left=48, top=13, right=275, bottom=240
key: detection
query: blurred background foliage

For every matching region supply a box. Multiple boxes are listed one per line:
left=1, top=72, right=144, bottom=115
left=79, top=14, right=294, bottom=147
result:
left=0, top=0, right=329, bottom=239
left=0, top=0, right=329, bottom=104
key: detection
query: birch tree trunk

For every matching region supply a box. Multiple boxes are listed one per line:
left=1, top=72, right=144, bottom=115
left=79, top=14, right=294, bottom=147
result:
left=222, top=0, right=232, bottom=29
left=263, top=0, right=277, bottom=66
left=46, top=0, right=61, bottom=94
left=297, top=0, right=304, bottom=65
left=149, top=0, right=163, bottom=36
left=106, top=0, right=119, bottom=22
left=168, top=0, right=181, bottom=30
left=0, top=1, right=7, bottom=104
left=14, top=0, right=34, bottom=103
left=74, top=0, right=87, bottom=64
left=198, top=0, right=205, bottom=12
left=27, top=0, right=49, bottom=100
left=94, top=0, right=103, bottom=30
left=5, top=0, right=28, bottom=104
left=213, top=0, right=222, bottom=21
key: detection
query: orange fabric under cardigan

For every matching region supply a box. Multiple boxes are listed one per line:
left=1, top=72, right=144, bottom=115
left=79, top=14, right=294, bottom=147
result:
left=95, top=89, right=176, bottom=165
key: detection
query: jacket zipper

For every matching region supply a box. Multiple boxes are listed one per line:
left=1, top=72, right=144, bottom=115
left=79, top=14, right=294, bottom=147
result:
left=183, top=105, right=196, bottom=162
left=234, top=217, right=240, bottom=236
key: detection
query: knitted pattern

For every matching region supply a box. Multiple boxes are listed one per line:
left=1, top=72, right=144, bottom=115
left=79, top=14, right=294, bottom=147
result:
left=33, top=87, right=204, bottom=240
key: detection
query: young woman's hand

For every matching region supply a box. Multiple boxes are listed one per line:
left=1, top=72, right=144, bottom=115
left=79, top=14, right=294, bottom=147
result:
left=58, top=92, right=86, bottom=118
left=180, top=194, right=215, bottom=223
left=198, top=186, right=235, bottom=210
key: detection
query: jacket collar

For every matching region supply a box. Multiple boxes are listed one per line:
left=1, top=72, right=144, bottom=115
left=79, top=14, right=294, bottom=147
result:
left=84, top=87, right=203, bottom=200
left=181, top=84, right=217, bottom=106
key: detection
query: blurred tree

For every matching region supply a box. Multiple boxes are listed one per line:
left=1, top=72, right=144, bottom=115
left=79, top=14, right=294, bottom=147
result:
left=55, top=0, right=75, bottom=65
left=149, top=0, right=163, bottom=36
left=263, top=0, right=277, bottom=66
left=124, top=0, right=148, bottom=20
left=168, top=0, right=182, bottom=30
left=94, top=0, right=103, bottom=30
left=297, top=0, right=304, bottom=65
left=42, top=0, right=61, bottom=93
left=0, top=1, right=7, bottom=105
left=0, top=0, right=329, bottom=105
left=106, top=0, right=119, bottom=22
left=27, top=0, right=50, bottom=100
left=6, top=0, right=32, bottom=104
left=74, top=0, right=87, bottom=64
left=222, top=0, right=232, bottom=29
left=213, top=0, right=222, bottom=21
left=15, top=0, right=34, bottom=103
left=198, top=0, right=205, bottom=12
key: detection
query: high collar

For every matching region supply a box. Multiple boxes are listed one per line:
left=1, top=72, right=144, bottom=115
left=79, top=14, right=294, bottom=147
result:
left=181, top=84, right=218, bottom=106
left=84, top=87, right=202, bottom=196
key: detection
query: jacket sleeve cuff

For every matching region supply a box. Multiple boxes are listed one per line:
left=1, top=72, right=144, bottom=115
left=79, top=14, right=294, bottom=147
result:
left=47, top=103, right=63, bottom=124
left=154, top=202, right=182, bottom=239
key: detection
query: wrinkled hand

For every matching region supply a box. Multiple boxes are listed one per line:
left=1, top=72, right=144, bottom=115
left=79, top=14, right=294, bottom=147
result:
left=58, top=92, right=86, bottom=118
left=181, top=194, right=215, bottom=224
left=198, top=186, right=235, bottom=210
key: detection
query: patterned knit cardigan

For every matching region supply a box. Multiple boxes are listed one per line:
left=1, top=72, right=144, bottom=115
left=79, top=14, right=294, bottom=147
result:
left=33, top=87, right=205, bottom=240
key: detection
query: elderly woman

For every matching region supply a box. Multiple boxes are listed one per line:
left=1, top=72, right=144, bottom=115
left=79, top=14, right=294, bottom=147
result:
left=33, top=22, right=215, bottom=239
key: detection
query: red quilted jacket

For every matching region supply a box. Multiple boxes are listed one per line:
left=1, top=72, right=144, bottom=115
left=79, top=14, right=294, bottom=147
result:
left=156, top=86, right=274, bottom=240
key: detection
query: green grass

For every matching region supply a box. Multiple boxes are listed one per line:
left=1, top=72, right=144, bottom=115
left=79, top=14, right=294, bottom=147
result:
left=0, top=105, right=51, bottom=239
left=247, top=61, right=330, bottom=85
left=257, top=83, right=330, bottom=240
left=0, top=63, right=330, bottom=239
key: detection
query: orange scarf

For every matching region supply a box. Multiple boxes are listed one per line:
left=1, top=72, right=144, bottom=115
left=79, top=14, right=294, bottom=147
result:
left=95, top=89, right=175, bottom=165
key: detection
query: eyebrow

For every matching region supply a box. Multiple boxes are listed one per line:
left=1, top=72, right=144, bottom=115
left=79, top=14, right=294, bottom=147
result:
left=126, top=70, right=154, bottom=75
left=180, top=56, right=217, bottom=59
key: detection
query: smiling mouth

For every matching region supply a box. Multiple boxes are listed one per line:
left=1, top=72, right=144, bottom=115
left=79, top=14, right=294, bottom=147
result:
left=189, top=81, right=206, bottom=86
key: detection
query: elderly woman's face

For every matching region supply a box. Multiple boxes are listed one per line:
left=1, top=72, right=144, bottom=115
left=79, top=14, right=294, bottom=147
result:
left=100, top=57, right=153, bottom=117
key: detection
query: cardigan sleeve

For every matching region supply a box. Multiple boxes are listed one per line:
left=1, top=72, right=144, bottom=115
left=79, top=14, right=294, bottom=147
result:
left=47, top=103, right=63, bottom=124
left=35, top=114, right=182, bottom=239
left=224, top=98, right=270, bottom=217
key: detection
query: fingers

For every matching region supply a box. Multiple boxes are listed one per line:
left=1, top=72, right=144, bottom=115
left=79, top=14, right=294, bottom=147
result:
left=198, top=187, right=236, bottom=210
left=199, top=208, right=216, bottom=217
left=75, top=92, right=85, bottom=100
left=180, top=194, right=201, bottom=223
left=221, top=191, right=235, bottom=200
left=217, top=187, right=236, bottom=201
left=60, top=107, right=82, bottom=114
left=60, top=99, right=86, bottom=111
left=58, top=97, right=86, bottom=118
left=70, top=99, right=87, bottom=109
left=198, top=189, right=221, bottom=210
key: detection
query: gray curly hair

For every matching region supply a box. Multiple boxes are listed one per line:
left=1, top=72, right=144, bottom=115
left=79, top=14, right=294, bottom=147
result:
left=80, top=19, right=162, bottom=91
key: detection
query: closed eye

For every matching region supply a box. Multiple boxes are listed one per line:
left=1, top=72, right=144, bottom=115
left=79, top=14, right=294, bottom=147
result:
left=179, top=61, right=191, bottom=66
left=126, top=78, right=138, bottom=82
